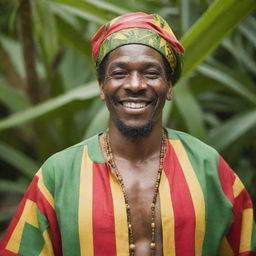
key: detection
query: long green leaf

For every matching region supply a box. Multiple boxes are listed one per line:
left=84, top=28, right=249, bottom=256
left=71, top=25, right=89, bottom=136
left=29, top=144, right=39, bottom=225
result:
left=56, top=17, right=91, bottom=59
left=170, top=0, right=255, bottom=133
left=206, top=110, right=256, bottom=151
left=222, top=38, right=256, bottom=77
left=32, top=0, right=59, bottom=66
left=239, top=16, right=256, bottom=48
left=0, top=179, right=27, bottom=194
left=0, top=142, right=38, bottom=178
left=0, top=36, right=25, bottom=78
left=49, top=2, right=80, bottom=28
left=163, top=100, right=173, bottom=126
left=0, top=83, right=31, bottom=112
left=0, top=82, right=99, bottom=130
left=173, top=79, right=206, bottom=139
left=85, top=0, right=131, bottom=15
left=84, top=105, right=109, bottom=138
left=180, top=0, right=256, bottom=78
left=47, top=0, right=110, bottom=24
left=0, top=209, right=16, bottom=223
left=197, top=64, right=256, bottom=105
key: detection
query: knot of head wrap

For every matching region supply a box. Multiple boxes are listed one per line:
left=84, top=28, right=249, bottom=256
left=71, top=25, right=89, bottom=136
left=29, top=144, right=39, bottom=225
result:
left=91, top=12, right=185, bottom=74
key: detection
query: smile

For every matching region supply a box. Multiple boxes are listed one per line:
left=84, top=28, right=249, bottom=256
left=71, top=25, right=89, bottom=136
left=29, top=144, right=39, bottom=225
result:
left=122, top=102, right=148, bottom=109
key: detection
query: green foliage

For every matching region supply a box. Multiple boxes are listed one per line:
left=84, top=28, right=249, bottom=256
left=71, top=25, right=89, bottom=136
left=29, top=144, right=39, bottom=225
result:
left=0, top=0, right=255, bottom=226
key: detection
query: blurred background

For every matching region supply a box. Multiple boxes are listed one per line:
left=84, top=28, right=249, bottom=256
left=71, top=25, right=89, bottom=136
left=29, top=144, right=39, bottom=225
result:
left=0, top=0, right=256, bottom=235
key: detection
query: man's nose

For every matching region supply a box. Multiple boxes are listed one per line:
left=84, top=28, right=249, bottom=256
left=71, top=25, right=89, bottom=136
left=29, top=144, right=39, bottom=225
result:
left=124, top=71, right=146, bottom=91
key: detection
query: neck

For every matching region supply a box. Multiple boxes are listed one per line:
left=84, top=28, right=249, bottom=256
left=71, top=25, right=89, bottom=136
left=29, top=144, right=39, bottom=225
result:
left=107, top=122, right=164, bottom=161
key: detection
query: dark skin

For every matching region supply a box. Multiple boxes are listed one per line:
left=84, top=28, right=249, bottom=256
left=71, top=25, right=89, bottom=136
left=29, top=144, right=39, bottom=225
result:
left=99, top=44, right=172, bottom=256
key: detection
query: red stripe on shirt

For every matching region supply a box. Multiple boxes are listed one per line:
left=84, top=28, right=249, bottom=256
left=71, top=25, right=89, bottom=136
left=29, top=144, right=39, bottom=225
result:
left=164, top=140, right=196, bottom=255
left=239, top=252, right=256, bottom=256
left=218, top=155, right=235, bottom=204
left=0, top=249, right=19, bottom=256
left=226, top=188, right=253, bottom=254
left=93, top=162, right=116, bottom=256
left=36, top=187, right=62, bottom=256
left=236, top=188, right=253, bottom=209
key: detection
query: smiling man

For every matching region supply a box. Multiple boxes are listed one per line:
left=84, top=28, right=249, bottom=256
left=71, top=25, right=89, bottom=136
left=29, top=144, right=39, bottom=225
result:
left=1, top=12, right=256, bottom=256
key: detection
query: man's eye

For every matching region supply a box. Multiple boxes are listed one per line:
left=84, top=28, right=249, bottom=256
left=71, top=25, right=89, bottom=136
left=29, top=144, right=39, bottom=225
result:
left=144, top=71, right=160, bottom=79
left=111, top=71, right=127, bottom=79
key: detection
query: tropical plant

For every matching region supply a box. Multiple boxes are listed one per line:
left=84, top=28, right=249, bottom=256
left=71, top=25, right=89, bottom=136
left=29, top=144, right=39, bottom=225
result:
left=0, top=0, right=255, bottom=234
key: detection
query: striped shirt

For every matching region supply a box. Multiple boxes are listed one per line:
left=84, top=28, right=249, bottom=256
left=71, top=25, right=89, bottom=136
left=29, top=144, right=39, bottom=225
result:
left=1, top=128, right=256, bottom=256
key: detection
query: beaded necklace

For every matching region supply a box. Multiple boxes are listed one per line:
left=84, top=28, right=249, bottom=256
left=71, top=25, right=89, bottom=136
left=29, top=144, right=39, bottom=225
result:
left=103, top=129, right=167, bottom=256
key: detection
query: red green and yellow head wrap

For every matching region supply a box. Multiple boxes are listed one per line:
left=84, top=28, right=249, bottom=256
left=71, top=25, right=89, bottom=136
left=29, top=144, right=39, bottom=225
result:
left=91, top=12, right=185, bottom=74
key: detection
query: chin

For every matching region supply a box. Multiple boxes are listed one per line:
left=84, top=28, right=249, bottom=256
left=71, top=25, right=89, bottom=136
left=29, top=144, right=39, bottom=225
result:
left=115, top=118, right=155, bottom=138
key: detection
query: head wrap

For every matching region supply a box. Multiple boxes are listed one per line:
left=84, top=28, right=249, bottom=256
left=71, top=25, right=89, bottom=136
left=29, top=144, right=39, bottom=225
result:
left=91, top=12, right=185, bottom=74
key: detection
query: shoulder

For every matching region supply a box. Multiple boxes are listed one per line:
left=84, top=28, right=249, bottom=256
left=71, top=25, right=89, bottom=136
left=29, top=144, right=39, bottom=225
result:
left=42, top=133, right=102, bottom=169
left=166, top=128, right=219, bottom=161
left=42, top=139, right=88, bottom=170
left=39, top=134, right=103, bottom=193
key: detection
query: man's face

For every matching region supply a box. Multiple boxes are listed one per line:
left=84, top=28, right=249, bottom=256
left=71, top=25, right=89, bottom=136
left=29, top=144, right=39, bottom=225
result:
left=100, top=44, right=172, bottom=137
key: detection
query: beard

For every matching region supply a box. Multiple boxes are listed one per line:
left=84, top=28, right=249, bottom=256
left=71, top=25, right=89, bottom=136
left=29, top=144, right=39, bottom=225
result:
left=111, top=91, right=159, bottom=138
left=115, top=117, right=155, bottom=138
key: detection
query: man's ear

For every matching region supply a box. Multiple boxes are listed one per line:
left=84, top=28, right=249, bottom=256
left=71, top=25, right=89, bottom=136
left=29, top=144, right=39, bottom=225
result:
left=166, top=82, right=172, bottom=101
left=99, top=83, right=105, bottom=101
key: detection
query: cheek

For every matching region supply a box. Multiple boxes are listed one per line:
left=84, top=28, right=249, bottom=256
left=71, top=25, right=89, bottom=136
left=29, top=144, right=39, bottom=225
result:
left=154, top=83, right=169, bottom=98
left=102, top=80, right=122, bottom=95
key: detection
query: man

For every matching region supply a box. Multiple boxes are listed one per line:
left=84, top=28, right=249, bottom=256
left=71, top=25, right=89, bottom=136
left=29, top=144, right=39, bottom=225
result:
left=0, top=12, right=255, bottom=256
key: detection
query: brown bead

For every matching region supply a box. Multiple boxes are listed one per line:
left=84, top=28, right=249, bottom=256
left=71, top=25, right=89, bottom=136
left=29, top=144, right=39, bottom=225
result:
left=150, top=242, right=156, bottom=249
left=128, top=223, right=132, bottom=229
left=151, top=203, right=155, bottom=208
left=129, top=244, right=136, bottom=251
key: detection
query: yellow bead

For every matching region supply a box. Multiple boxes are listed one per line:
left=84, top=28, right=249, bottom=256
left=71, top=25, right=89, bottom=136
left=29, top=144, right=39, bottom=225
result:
left=128, top=223, right=132, bottom=229
left=129, top=244, right=135, bottom=251
left=151, top=222, right=155, bottom=228
left=150, top=242, right=156, bottom=249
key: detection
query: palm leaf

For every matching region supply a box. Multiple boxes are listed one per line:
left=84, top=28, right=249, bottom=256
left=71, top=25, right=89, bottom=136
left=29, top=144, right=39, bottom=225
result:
left=180, top=0, right=256, bottom=78
left=0, top=82, right=99, bottom=130
left=0, top=142, right=38, bottom=178
left=206, top=110, right=256, bottom=151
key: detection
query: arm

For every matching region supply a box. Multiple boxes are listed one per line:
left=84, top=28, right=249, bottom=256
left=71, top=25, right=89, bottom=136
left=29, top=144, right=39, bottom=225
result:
left=218, top=156, right=256, bottom=256
left=0, top=169, right=62, bottom=256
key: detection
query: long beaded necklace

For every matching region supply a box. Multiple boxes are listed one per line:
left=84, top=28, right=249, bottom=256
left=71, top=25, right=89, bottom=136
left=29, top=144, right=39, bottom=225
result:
left=103, top=129, right=167, bottom=256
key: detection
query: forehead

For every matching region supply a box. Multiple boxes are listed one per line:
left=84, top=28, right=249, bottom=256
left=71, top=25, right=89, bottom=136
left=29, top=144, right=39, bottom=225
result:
left=106, top=44, right=164, bottom=69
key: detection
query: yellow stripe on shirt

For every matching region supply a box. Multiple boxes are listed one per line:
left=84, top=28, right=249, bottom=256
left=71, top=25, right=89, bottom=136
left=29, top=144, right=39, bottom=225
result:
left=240, top=208, right=254, bottom=253
left=169, top=139, right=206, bottom=256
left=109, top=171, right=129, bottom=256
left=159, top=170, right=175, bottom=256
left=78, top=146, right=94, bottom=255
left=36, top=169, right=55, bottom=209
left=6, top=199, right=38, bottom=253
left=233, top=174, right=244, bottom=198
left=218, top=236, right=234, bottom=256
left=39, top=229, right=54, bottom=256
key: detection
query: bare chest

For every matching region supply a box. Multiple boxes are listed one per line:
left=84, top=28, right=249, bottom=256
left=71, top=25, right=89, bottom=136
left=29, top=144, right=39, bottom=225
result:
left=115, top=159, right=163, bottom=256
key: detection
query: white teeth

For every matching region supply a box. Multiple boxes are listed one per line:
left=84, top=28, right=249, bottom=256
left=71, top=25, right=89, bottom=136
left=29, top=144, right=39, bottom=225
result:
left=123, top=102, right=147, bottom=109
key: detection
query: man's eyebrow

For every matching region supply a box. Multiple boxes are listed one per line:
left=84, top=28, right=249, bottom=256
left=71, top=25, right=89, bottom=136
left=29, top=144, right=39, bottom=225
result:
left=109, top=61, right=162, bottom=69
left=143, top=62, right=162, bottom=69
left=108, top=62, right=128, bottom=69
